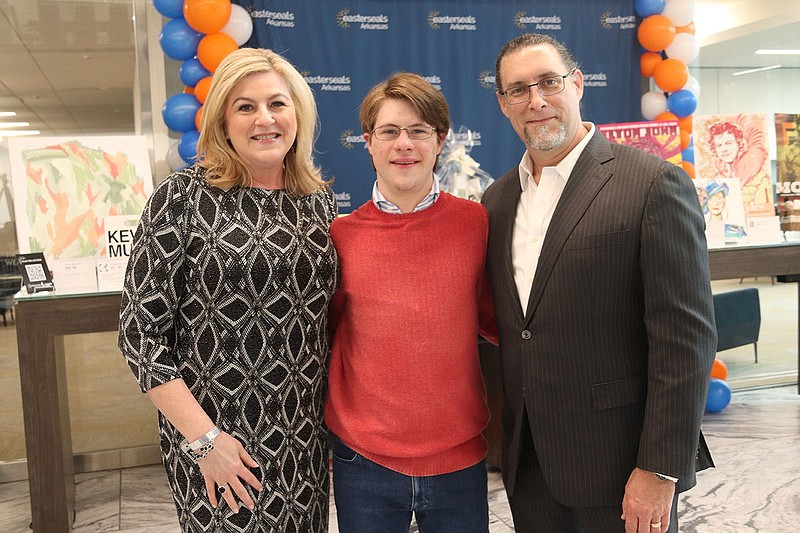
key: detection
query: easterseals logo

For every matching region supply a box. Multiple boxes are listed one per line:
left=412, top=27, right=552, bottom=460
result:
left=514, top=12, right=561, bottom=31
left=600, top=11, right=636, bottom=30
left=302, top=70, right=351, bottom=92
left=421, top=75, right=442, bottom=90
left=583, top=72, right=608, bottom=88
left=478, top=71, right=495, bottom=90
left=336, top=8, right=389, bottom=30
left=334, top=190, right=352, bottom=209
left=427, top=11, right=477, bottom=31
left=340, top=129, right=366, bottom=149
left=248, top=7, right=295, bottom=28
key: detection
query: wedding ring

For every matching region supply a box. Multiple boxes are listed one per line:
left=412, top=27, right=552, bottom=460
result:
left=218, top=485, right=227, bottom=494
left=650, top=522, right=661, bottom=529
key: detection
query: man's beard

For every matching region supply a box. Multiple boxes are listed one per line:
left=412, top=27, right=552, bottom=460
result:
left=524, top=121, right=567, bottom=152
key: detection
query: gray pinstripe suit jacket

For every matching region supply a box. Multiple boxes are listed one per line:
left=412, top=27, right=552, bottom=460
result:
left=482, top=132, right=715, bottom=507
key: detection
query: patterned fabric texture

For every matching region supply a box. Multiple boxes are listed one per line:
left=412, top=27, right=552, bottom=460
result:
left=118, top=165, right=338, bottom=532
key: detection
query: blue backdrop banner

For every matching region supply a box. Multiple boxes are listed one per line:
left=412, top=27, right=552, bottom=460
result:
left=235, top=0, right=639, bottom=212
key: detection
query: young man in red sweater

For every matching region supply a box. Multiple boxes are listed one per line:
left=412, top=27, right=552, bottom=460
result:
left=325, top=72, right=498, bottom=533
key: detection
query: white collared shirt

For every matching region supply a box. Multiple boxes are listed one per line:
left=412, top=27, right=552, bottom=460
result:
left=371, top=176, right=441, bottom=214
left=513, top=123, right=596, bottom=312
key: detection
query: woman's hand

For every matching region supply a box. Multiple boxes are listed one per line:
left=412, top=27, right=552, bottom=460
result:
left=198, top=432, right=263, bottom=512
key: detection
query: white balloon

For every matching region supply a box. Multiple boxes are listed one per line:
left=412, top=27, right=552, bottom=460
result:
left=665, top=33, right=699, bottom=64
left=221, top=4, right=254, bottom=46
left=682, top=74, right=701, bottom=98
left=641, top=91, right=668, bottom=121
left=166, top=141, right=186, bottom=172
left=662, top=0, right=696, bottom=27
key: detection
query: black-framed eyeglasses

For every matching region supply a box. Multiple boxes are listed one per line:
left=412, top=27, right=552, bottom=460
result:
left=498, top=70, right=576, bottom=105
left=371, top=125, right=437, bottom=141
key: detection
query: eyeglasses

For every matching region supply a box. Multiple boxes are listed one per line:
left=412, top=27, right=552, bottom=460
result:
left=498, top=70, right=575, bottom=105
left=371, top=125, right=437, bottom=141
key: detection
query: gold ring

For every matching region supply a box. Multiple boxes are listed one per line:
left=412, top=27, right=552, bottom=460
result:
left=650, top=522, right=661, bottom=529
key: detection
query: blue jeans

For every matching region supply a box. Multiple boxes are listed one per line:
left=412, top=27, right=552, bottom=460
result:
left=331, top=435, right=489, bottom=533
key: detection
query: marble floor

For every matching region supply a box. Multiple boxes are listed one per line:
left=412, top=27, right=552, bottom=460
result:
left=0, top=385, right=796, bottom=532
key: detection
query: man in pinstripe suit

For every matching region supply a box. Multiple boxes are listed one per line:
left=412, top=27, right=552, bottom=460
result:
left=482, top=34, right=716, bottom=533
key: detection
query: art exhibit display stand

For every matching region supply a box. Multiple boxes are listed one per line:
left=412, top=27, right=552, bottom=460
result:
left=16, top=292, right=121, bottom=533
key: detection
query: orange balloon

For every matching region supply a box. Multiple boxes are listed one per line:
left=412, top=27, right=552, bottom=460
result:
left=197, top=32, right=239, bottom=72
left=195, top=106, right=204, bottom=132
left=680, top=130, right=691, bottom=150
left=653, top=58, right=689, bottom=93
left=681, top=160, right=695, bottom=178
left=640, top=52, right=663, bottom=78
left=676, top=22, right=696, bottom=35
left=194, top=76, right=213, bottom=104
left=184, top=0, right=232, bottom=35
left=183, top=86, right=195, bottom=95
left=678, top=115, right=693, bottom=133
left=655, top=111, right=679, bottom=122
left=638, top=15, right=676, bottom=52
left=711, top=358, right=728, bottom=380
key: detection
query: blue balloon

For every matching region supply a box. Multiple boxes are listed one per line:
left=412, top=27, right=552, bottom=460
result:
left=681, top=147, right=695, bottom=164
left=162, top=93, right=201, bottom=133
left=178, top=130, right=201, bottom=164
left=667, top=90, right=698, bottom=118
left=179, top=58, right=211, bottom=88
left=635, top=0, right=666, bottom=18
left=159, top=18, right=203, bottom=61
left=153, top=0, right=184, bottom=19
left=706, top=378, right=731, bottom=413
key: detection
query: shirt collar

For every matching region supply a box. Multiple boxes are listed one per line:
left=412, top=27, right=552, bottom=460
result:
left=518, top=122, right=596, bottom=192
left=372, top=175, right=441, bottom=214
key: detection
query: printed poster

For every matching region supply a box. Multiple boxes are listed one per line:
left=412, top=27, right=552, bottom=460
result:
left=8, top=135, right=153, bottom=261
left=597, top=120, right=682, bottom=165
left=775, top=113, right=800, bottom=232
left=694, top=113, right=775, bottom=218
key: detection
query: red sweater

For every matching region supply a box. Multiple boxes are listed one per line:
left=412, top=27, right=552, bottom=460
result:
left=325, top=192, right=498, bottom=476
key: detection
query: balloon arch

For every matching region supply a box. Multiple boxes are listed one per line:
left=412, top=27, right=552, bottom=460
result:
left=155, top=0, right=699, bottom=175
left=635, top=0, right=699, bottom=178
left=155, top=0, right=253, bottom=171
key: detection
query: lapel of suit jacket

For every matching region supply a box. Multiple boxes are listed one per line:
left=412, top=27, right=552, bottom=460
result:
left=496, top=171, right=525, bottom=321
left=523, top=133, right=615, bottom=325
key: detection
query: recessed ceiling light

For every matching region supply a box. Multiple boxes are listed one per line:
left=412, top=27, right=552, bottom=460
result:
left=755, top=49, right=800, bottom=55
left=0, top=111, right=16, bottom=117
left=0, top=130, right=40, bottom=138
left=0, top=122, right=30, bottom=129
left=732, top=64, right=782, bottom=76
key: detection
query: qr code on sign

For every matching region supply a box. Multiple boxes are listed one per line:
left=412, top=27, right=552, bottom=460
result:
left=25, top=264, right=47, bottom=282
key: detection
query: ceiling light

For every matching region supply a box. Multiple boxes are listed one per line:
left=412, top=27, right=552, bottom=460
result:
left=0, top=122, right=31, bottom=129
left=0, top=112, right=16, bottom=117
left=755, top=49, right=800, bottom=55
left=0, top=130, right=40, bottom=138
left=732, top=64, right=782, bottom=76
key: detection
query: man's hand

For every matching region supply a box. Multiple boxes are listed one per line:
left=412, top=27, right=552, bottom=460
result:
left=620, top=467, right=675, bottom=533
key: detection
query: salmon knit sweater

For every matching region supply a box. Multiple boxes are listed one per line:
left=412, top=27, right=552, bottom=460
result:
left=325, top=192, right=498, bottom=476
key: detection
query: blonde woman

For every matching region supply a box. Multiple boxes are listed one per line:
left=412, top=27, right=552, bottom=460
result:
left=119, top=48, right=338, bottom=532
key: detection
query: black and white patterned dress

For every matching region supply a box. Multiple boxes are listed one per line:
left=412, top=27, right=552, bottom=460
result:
left=118, top=166, right=338, bottom=532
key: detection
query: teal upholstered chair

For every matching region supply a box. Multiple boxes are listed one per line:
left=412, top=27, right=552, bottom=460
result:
left=712, top=288, right=761, bottom=363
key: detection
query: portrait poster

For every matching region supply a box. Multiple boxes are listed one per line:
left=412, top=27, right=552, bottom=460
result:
left=8, top=135, right=153, bottom=261
left=597, top=120, right=682, bottom=165
left=774, top=113, right=800, bottom=231
left=694, top=113, right=775, bottom=218
left=694, top=177, right=747, bottom=244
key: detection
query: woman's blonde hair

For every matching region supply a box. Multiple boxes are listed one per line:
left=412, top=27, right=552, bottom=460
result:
left=197, top=48, right=326, bottom=195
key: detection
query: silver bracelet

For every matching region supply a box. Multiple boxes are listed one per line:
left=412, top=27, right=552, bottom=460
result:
left=191, top=441, right=215, bottom=461
left=180, top=426, right=221, bottom=453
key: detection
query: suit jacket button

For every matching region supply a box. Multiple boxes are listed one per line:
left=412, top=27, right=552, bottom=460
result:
left=521, top=329, right=532, bottom=340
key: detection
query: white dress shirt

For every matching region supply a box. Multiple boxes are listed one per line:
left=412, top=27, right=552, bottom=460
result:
left=513, top=123, right=596, bottom=313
